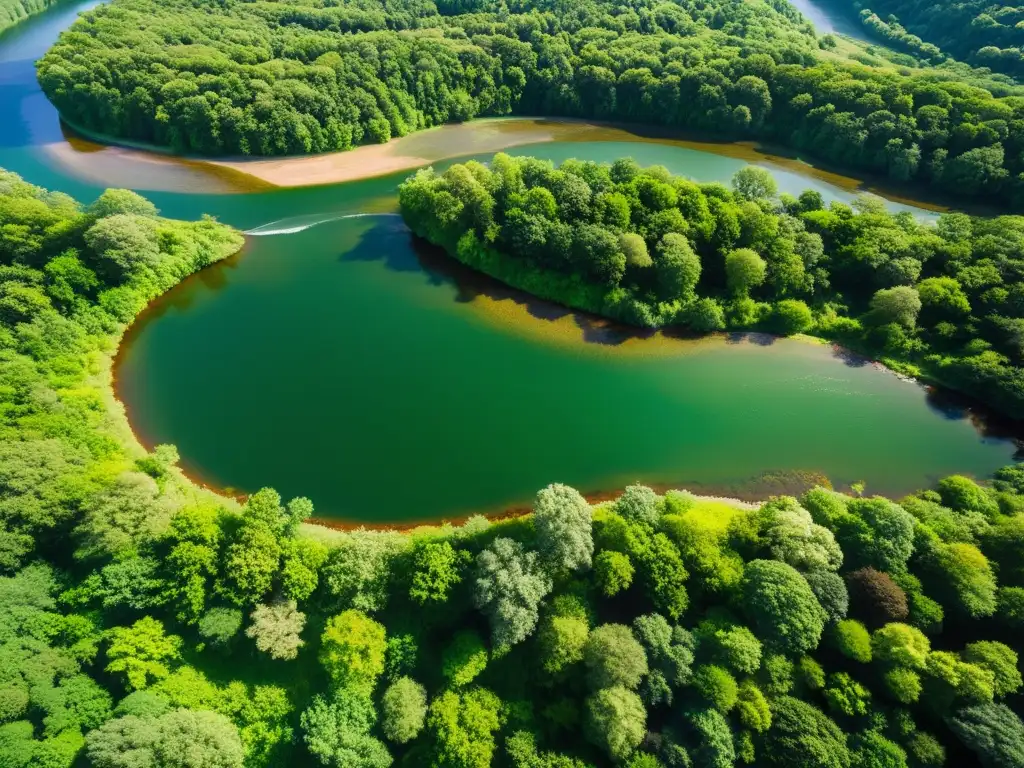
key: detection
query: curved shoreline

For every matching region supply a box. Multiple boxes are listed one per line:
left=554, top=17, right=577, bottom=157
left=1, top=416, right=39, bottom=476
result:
left=49, top=116, right=957, bottom=212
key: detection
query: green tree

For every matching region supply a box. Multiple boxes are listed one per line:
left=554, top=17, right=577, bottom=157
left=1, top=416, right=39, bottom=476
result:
left=725, top=249, right=767, bottom=296
left=947, top=703, right=1024, bottom=768
left=105, top=617, right=182, bottom=691
left=583, top=624, right=649, bottom=690
left=868, top=287, right=921, bottom=329
left=594, top=551, right=634, bottom=597
left=584, top=687, right=646, bottom=762
left=740, top=560, right=827, bottom=655
left=85, top=709, right=244, bottom=768
left=319, top=611, right=387, bottom=694
left=301, top=691, right=391, bottom=768
left=246, top=600, right=306, bottom=661
left=763, top=696, right=851, bottom=768
left=442, top=631, right=488, bottom=687
left=409, top=541, right=470, bottom=606
left=380, top=677, right=427, bottom=745
left=732, top=167, right=778, bottom=201
left=426, top=687, right=502, bottom=768
left=473, top=538, right=552, bottom=651
left=533, top=484, right=593, bottom=574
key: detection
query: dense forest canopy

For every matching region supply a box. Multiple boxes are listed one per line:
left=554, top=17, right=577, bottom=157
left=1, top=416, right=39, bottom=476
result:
left=34, top=0, right=1024, bottom=205
left=399, top=154, right=1024, bottom=418
left=844, top=0, right=1024, bottom=80
left=2, top=158, right=1024, bottom=768
left=0, top=0, right=57, bottom=34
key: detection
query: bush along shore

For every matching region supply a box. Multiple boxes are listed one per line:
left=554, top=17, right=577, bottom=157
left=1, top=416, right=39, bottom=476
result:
left=400, top=155, right=1024, bottom=419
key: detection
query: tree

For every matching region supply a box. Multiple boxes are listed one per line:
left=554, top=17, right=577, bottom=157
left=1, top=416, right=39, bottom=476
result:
left=963, top=642, right=1022, bottom=698
left=380, top=677, right=427, bottom=745
left=583, top=624, right=649, bottom=691
left=88, top=188, right=158, bottom=219
left=687, top=298, right=726, bottom=332
left=846, top=568, right=909, bottom=626
left=947, top=703, right=1024, bottom=768
left=319, top=611, right=387, bottom=694
left=740, top=560, right=827, bottom=655
left=246, top=600, right=306, bottom=661
left=924, top=543, right=997, bottom=618
left=584, top=687, right=646, bottom=762
left=732, top=167, right=778, bottom=201
left=655, top=233, right=701, bottom=299
left=832, top=620, right=872, bottom=663
left=840, top=497, right=916, bottom=574
left=725, top=249, right=767, bottom=295
left=872, top=623, right=930, bottom=670
left=850, top=731, right=907, bottom=768
left=197, top=608, right=242, bottom=648
left=442, top=631, right=488, bottom=687
left=538, top=610, right=589, bottom=678
left=869, top=287, right=921, bottom=329
left=85, top=709, right=244, bottom=768
left=322, top=531, right=403, bottom=614
left=427, top=687, right=502, bottom=768
left=772, top=299, right=814, bottom=335
left=804, top=571, right=849, bottom=623
left=532, top=484, right=593, bottom=574
left=409, top=541, right=470, bottom=606
left=301, top=691, right=391, bottom=768
left=473, top=538, right=552, bottom=651
left=686, top=706, right=735, bottom=768
left=105, top=617, right=182, bottom=691
left=594, top=551, right=634, bottom=597
left=614, top=485, right=660, bottom=528
left=763, top=696, right=851, bottom=768
left=620, top=233, right=652, bottom=268
left=736, top=680, right=772, bottom=732
left=693, top=665, right=738, bottom=712
left=824, top=672, right=871, bottom=717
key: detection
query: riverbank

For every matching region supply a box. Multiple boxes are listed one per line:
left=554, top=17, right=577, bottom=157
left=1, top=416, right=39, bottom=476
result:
left=48, top=116, right=956, bottom=213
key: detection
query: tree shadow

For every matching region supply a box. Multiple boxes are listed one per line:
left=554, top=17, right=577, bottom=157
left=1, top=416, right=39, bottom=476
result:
left=925, top=386, right=1024, bottom=457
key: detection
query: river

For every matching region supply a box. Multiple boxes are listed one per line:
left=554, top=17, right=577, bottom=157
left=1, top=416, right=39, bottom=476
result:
left=1, top=0, right=1019, bottom=523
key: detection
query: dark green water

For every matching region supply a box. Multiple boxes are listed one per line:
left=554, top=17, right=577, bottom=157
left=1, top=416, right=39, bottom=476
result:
left=3, top=1, right=1020, bottom=522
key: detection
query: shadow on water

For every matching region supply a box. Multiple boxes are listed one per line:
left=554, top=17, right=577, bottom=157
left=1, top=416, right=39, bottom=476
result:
left=925, top=387, right=1024, bottom=457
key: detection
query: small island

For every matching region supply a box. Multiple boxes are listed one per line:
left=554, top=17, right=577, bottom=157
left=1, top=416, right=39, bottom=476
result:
left=400, top=155, right=1024, bottom=418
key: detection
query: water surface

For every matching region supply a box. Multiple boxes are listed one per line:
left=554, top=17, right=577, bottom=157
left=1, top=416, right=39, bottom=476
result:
left=5, top=0, right=1020, bottom=522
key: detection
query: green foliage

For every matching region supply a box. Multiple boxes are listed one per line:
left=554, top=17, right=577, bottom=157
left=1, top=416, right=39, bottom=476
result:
left=380, top=677, right=426, bottom=745
left=409, top=541, right=470, bottom=606
left=442, top=631, right=488, bottom=688
left=947, top=703, right=1024, bottom=768
left=85, top=709, right=244, bottom=768
left=584, top=686, right=646, bottom=762
left=300, top=690, right=391, bottom=768
left=850, top=731, right=908, bottom=768
left=764, top=696, right=851, bottom=768
left=583, top=624, right=648, bottom=691
left=319, top=611, right=386, bottom=694
left=105, top=617, right=182, bottom=691
left=872, top=624, right=930, bottom=670
left=533, top=484, right=593, bottom=575
left=740, top=560, right=827, bottom=655
left=693, top=665, right=738, bottom=713
left=962, top=642, right=1023, bottom=697
left=426, top=687, right=502, bottom=768
left=825, top=672, right=872, bottom=717
left=245, top=601, right=306, bottom=661
left=473, top=537, right=552, bottom=651
left=594, top=551, right=633, bottom=597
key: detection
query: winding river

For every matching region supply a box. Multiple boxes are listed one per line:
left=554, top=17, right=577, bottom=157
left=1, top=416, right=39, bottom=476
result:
left=2, top=1, right=1020, bottom=523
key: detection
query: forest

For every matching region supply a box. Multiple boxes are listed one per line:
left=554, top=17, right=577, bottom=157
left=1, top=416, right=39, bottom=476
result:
left=33, top=0, right=1024, bottom=205
left=399, top=154, right=1024, bottom=419
left=844, top=0, right=1024, bottom=79
left=2, top=168, right=1024, bottom=768
left=0, top=0, right=57, bottom=33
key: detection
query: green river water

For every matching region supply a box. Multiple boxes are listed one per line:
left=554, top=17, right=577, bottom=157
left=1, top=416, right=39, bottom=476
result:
left=1, top=1, right=1019, bottom=523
